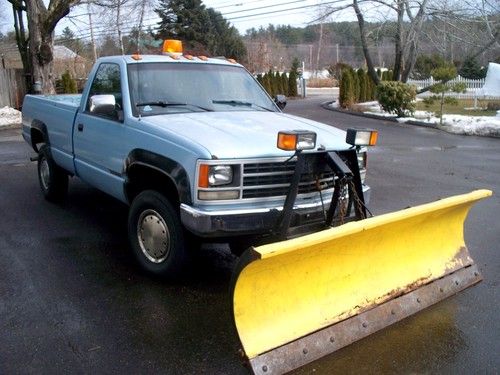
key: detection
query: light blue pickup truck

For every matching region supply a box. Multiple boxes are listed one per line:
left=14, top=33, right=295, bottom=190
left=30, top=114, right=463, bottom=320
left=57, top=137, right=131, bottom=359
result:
left=22, top=46, right=373, bottom=277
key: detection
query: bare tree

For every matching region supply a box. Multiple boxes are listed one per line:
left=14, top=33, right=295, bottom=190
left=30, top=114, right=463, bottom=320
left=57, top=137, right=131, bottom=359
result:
left=319, top=0, right=497, bottom=83
left=7, top=0, right=82, bottom=93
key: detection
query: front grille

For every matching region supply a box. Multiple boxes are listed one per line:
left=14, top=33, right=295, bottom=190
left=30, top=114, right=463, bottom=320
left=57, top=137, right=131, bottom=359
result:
left=242, top=160, right=335, bottom=199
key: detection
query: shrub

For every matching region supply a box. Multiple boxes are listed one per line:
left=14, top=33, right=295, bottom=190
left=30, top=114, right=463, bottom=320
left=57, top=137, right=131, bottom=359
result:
left=357, top=69, right=367, bottom=102
left=288, top=70, right=298, bottom=97
left=376, top=81, right=416, bottom=117
left=339, top=68, right=355, bottom=108
left=61, top=70, right=77, bottom=94
left=486, top=102, right=500, bottom=111
left=281, top=73, right=289, bottom=96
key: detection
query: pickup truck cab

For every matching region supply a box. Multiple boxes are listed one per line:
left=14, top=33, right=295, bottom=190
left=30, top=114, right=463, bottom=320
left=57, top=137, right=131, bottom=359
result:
left=22, top=40, right=372, bottom=277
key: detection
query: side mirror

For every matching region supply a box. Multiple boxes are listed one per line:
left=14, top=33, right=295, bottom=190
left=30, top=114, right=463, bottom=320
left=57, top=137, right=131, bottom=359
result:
left=274, top=95, right=287, bottom=110
left=89, top=94, right=116, bottom=117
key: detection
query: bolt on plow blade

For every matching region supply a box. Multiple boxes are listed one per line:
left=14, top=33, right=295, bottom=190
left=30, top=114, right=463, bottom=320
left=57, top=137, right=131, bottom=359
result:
left=231, top=190, right=492, bottom=374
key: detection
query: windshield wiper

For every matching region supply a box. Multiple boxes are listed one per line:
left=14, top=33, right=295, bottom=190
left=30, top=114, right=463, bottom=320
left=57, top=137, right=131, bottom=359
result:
left=136, top=101, right=212, bottom=112
left=212, top=100, right=274, bottom=112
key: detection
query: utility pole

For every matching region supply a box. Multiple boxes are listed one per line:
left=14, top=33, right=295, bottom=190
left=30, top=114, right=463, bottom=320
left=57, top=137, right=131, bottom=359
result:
left=87, top=1, right=97, bottom=62
left=117, top=0, right=125, bottom=55
left=315, top=22, right=323, bottom=75
left=309, top=44, right=313, bottom=73
left=336, top=43, right=339, bottom=64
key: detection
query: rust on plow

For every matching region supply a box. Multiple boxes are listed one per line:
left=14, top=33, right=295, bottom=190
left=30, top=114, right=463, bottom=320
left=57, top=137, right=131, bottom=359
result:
left=248, top=264, right=482, bottom=375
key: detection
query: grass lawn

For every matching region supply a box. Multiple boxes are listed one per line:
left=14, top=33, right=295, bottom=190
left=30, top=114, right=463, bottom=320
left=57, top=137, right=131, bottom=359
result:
left=416, top=98, right=499, bottom=117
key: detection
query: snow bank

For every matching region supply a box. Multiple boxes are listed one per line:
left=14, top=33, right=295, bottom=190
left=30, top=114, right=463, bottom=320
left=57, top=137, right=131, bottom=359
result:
left=394, top=111, right=500, bottom=137
left=438, top=115, right=500, bottom=137
left=334, top=100, right=500, bottom=138
left=0, top=106, right=22, bottom=128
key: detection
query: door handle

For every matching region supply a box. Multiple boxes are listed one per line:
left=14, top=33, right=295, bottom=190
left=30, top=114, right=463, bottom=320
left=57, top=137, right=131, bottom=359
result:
left=77, top=123, right=84, bottom=132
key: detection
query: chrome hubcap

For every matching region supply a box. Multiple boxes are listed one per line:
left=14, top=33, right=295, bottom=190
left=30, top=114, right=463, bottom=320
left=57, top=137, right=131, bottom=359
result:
left=40, top=158, right=50, bottom=191
left=137, top=209, right=170, bottom=263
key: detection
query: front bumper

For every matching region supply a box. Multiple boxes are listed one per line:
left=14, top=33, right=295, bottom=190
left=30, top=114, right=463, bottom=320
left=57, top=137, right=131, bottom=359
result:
left=180, top=185, right=371, bottom=238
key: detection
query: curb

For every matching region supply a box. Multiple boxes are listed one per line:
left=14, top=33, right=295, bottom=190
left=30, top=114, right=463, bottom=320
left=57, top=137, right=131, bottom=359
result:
left=320, top=101, right=438, bottom=129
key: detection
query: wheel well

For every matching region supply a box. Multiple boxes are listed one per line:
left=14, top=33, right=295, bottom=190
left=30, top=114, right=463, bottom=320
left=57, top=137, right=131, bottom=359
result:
left=125, top=164, right=180, bottom=208
left=31, top=127, right=46, bottom=152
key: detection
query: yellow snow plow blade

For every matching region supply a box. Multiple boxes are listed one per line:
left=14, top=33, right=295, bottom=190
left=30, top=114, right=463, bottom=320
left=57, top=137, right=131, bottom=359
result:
left=231, top=189, right=491, bottom=374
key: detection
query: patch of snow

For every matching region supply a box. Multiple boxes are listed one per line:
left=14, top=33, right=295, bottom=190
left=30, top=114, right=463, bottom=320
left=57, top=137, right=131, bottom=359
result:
left=439, top=114, right=500, bottom=137
left=329, top=101, right=339, bottom=109
left=361, top=104, right=500, bottom=137
left=0, top=106, right=21, bottom=127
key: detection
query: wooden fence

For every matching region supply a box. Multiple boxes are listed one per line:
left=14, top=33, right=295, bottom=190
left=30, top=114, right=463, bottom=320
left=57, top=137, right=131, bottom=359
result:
left=0, top=69, right=27, bottom=109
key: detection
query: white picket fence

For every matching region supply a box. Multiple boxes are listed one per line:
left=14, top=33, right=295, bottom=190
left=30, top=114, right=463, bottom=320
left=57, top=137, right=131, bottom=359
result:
left=408, top=75, right=485, bottom=90
left=406, top=75, right=500, bottom=101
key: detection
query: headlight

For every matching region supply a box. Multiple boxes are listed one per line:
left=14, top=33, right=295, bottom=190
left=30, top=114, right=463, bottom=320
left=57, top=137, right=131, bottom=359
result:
left=198, top=164, right=233, bottom=187
left=277, top=130, right=317, bottom=151
left=208, top=165, right=233, bottom=186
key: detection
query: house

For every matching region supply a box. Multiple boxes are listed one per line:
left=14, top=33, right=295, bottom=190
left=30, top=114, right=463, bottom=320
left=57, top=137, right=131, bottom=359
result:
left=0, top=43, right=90, bottom=79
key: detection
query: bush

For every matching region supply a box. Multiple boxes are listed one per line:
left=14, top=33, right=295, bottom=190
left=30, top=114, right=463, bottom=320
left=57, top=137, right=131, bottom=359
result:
left=339, top=68, right=355, bottom=108
left=486, top=102, right=500, bottom=111
left=412, top=54, right=448, bottom=80
left=281, top=73, right=289, bottom=96
left=357, top=69, right=366, bottom=102
left=376, top=81, right=416, bottom=117
left=288, top=71, right=298, bottom=97
left=61, top=70, right=77, bottom=94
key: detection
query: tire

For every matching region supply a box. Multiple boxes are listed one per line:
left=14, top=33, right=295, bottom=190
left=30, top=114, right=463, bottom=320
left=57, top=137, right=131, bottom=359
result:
left=128, top=190, right=187, bottom=278
left=229, top=237, right=257, bottom=256
left=37, top=145, right=68, bottom=202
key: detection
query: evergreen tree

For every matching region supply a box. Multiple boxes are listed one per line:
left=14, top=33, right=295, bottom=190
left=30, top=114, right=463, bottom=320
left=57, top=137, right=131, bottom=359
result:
left=288, top=70, right=298, bottom=97
left=275, top=72, right=283, bottom=95
left=281, top=73, right=289, bottom=96
left=155, top=0, right=246, bottom=59
left=459, top=56, right=486, bottom=79
left=290, top=57, right=301, bottom=75
left=339, top=69, right=355, bottom=108
left=352, top=69, right=360, bottom=103
left=357, top=69, right=366, bottom=102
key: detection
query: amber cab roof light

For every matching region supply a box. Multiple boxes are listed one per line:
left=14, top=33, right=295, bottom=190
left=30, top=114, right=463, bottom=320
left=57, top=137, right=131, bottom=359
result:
left=162, top=39, right=183, bottom=56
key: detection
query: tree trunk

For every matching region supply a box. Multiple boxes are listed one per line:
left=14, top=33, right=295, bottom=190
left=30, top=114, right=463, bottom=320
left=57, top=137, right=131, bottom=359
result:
left=9, top=0, right=80, bottom=94
left=12, top=4, right=32, bottom=91
left=392, top=0, right=405, bottom=81
left=26, top=1, right=56, bottom=94
left=353, top=0, right=380, bottom=85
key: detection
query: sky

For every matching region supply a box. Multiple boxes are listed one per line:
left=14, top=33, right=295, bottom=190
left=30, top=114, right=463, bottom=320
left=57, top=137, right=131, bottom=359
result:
left=0, top=0, right=347, bottom=41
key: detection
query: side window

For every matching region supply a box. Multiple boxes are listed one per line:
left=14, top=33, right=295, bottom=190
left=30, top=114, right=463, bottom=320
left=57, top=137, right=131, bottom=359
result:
left=86, top=63, right=123, bottom=119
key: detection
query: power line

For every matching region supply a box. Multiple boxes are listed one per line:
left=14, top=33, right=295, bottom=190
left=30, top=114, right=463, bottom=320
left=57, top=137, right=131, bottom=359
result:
left=226, top=0, right=345, bottom=21
left=220, top=0, right=308, bottom=15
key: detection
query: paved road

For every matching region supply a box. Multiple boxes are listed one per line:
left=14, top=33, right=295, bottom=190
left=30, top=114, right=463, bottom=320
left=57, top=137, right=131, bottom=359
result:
left=0, top=98, right=498, bottom=374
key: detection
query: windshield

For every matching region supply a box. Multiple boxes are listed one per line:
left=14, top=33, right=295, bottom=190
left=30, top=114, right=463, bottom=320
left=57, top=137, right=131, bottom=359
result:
left=127, top=63, right=278, bottom=116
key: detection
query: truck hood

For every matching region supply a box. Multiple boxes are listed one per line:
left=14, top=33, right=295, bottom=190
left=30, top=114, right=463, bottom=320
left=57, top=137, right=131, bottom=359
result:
left=142, top=111, right=350, bottom=158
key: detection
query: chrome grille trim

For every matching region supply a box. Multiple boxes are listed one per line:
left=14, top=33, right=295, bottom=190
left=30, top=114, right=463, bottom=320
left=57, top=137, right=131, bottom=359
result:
left=194, top=156, right=336, bottom=205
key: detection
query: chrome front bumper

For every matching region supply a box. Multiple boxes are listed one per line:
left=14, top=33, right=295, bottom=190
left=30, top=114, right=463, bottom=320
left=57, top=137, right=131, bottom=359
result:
left=180, top=185, right=371, bottom=237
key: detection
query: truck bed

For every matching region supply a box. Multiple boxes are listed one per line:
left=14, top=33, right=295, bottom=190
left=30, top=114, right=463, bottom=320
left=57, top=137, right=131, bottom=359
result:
left=22, top=94, right=82, bottom=174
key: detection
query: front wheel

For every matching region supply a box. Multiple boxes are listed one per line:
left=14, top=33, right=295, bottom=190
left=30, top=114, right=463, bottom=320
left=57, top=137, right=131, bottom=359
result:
left=128, top=190, right=187, bottom=278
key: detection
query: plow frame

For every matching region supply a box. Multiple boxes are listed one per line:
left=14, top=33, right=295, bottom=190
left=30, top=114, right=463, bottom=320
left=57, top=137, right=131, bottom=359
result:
left=273, top=149, right=366, bottom=240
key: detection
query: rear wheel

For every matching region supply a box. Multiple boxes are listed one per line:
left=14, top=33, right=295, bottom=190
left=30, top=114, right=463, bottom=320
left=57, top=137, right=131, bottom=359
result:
left=37, top=145, right=68, bottom=202
left=128, top=190, right=187, bottom=278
